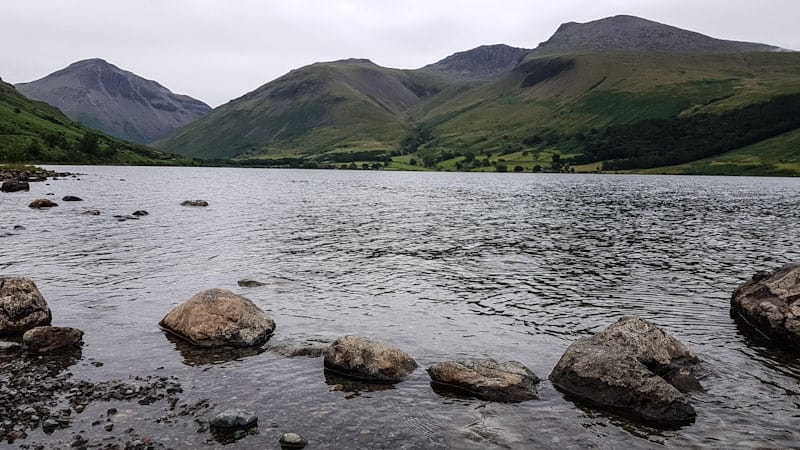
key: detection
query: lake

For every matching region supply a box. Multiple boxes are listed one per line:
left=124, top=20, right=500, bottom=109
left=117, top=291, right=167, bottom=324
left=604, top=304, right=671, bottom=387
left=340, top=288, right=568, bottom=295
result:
left=2, top=166, right=800, bottom=448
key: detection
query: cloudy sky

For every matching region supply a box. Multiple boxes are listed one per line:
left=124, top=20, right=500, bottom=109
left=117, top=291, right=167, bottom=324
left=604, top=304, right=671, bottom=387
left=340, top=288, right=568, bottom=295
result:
left=2, top=0, right=798, bottom=107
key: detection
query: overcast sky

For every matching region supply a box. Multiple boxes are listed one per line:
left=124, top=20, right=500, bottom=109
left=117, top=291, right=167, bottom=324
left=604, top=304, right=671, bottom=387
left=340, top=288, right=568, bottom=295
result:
left=2, top=0, right=798, bottom=107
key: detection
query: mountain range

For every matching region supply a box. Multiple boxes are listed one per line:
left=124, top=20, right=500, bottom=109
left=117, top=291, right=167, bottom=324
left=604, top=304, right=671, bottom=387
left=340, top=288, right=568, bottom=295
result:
left=16, top=59, right=211, bottom=144
left=6, top=14, right=800, bottom=175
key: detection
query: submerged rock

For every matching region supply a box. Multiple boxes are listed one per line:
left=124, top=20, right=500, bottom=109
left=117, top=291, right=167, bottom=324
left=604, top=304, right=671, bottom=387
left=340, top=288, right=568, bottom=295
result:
left=23, top=326, right=84, bottom=353
left=324, top=335, right=417, bottom=383
left=0, top=277, right=52, bottom=335
left=1, top=180, right=30, bottom=192
left=82, top=209, right=101, bottom=215
left=29, top=198, right=58, bottom=208
left=159, top=288, right=275, bottom=347
left=428, top=358, right=539, bottom=402
left=181, top=200, right=209, bottom=207
left=549, top=316, right=701, bottom=427
left=61, top=196, right=83, bottom=202
left=731, top=263, right=800, bottom=347
left=209, top=409, right=257, bottom=429
left=132, top=210, right=149, bottom=216
left=237, top=279, right=266, bottom=288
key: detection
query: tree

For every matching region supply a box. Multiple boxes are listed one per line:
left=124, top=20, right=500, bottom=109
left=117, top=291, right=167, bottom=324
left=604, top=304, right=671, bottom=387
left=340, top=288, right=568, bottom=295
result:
left=532, top=165, right=542, bottom=173
left=513, top=165, right=524, bottom=172
left=78, top=132, right=101, bottom=156
left=496, top=163, right=508, bottom=173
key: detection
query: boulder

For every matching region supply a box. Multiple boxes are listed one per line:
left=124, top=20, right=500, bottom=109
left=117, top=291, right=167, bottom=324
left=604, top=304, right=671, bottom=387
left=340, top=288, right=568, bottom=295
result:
left=181, top=200, right=209, bottom=207
left=428, top=358, right=539, bottom=402
left=549, top=316, right=701, bottom=427
left=29, top=199, right=58, bottom=208
left=1, top=180, right=29, bottom=192
left=0, top=277, right=52, bottom=335
left=209, top=409, right=257, bottom=430
left=61, top=196, right=83, bottom=202
left=324, top=335, right=418, bottom=382
left=159, top=288, right=275, bottom=347
left=23, top=326, right=83, bottom=353
left=731, top=263, right=800, bottom=346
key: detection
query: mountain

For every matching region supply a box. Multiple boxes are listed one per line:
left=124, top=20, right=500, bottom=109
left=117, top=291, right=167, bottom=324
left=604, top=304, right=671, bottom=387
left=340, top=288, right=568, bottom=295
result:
left=156, top=15, right=800, bottom=175
left=156, top=58, right=446, bottom=160
left=534, top=15, right=782, bottom=55
left=16, top=59, right=211, bottom=144
left=420, top=44, right=530, bottom=80
left=0, top=76, right=185, bottom=165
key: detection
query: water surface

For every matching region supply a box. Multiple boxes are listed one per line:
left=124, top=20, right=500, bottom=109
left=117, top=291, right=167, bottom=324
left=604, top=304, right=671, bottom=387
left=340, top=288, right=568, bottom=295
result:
left=1, top=167, right=799, bottom=448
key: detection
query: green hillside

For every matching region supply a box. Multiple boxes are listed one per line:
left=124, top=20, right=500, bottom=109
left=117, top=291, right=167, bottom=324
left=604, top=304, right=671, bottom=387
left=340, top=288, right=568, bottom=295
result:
left=0, top=77, right=186, bottom=165
left=156, top=59, right=448, bottom=160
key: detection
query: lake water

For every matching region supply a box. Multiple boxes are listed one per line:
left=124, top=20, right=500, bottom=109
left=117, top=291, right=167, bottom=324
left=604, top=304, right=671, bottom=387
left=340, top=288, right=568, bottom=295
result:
left=2, top=166, right=800, bottom=449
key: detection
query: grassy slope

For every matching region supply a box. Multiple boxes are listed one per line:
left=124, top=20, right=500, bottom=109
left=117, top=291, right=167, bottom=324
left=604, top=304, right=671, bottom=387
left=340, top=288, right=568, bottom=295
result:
left=0, top=78, right=184, bottom=164
left=156, top=60, right=448, bottom=160
left=420, top=52, right=800, bottom=155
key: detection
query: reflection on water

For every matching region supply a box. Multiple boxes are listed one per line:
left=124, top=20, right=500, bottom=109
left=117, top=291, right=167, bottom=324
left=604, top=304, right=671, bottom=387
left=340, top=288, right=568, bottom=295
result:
left=1, top=166, right=800, bottom=448
left=163, top=332, right=267, bottom=366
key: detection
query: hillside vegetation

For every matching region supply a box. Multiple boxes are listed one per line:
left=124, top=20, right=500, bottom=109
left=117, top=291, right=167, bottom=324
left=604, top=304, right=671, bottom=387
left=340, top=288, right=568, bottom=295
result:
left=153, top=16, right=800, bottom=175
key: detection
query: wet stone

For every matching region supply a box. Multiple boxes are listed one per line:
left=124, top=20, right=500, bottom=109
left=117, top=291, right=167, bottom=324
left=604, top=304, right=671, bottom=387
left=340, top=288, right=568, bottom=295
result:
left=280, top=432, right=308, bottom=449
left=210, top=409, right=258, bottom=430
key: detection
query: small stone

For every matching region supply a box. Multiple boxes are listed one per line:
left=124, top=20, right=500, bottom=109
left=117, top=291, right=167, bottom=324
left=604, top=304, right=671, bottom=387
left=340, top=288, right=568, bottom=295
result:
left=23, top=407, right=36, bottom=415
left=13, top=225, right=25, bottom=230
left=279, top=432, right=308, bottom=449
left=61, top=196, right=83, bottom=202
left=181, top=200, right=209, bottom=207
left=42, top=418, right=59, bottom=433
left=75, top=405, right=85, bottom=413
left=29, top=198, right=58, bottom=208
left=132, top=210, right=149, bottom=216
left=237, top=279, right=266, bottom=287
left=82, top=210, right=101, bottom=215
left=0, top=341, right=22, bottom=354
left=107, top=408, right=118, bottom=416
left=209, top=409, right=258, bottom=430
left=30, top=415, right=39, bottom=422
left=104, top=423, right=113, bottom=432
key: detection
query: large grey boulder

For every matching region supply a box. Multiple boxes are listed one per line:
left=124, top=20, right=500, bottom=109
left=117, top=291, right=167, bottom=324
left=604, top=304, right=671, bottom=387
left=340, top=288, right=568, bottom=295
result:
left=428, top=358, right=539, bottom=402
left=23, top=326, right=83, bottom=353
left=160, top=288, right=275, bottom=347
left=0, top=277, right=52, bottom=335
left=550, top=316, right=701, bottom=427
left=324, top=336, right=418, bottom=383
left=731, top=263, right=800, bottom=346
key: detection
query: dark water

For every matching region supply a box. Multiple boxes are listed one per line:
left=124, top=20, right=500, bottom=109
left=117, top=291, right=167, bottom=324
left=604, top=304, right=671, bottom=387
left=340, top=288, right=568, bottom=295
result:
left=2, top=166, right=800, bottom=449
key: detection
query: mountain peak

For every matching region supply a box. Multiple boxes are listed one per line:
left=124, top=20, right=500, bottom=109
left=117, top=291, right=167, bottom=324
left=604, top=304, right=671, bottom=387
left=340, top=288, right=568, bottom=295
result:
left=16, top=60, right=211, bottom=144
left=536, top=15, right=781, bottom=55
left=422, top=44, right=530, bottom=80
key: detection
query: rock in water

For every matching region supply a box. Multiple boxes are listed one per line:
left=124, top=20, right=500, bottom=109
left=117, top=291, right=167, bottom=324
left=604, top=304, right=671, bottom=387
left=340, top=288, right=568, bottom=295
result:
left=1, top=180, right=29, bottom=192
left=279, top=432, right=308, bottom=449
left=237, top=279, right=266, bottom=287
left=0, top=341, right=22, bottom=354
left=132, top=210, right=149, bottom=216
left=428, top=358, right=539, bottom=402
left=731, top=263, right=800, bottom=346
left=159, top=288, right=275, bottom=347
left=324, top=335, right=418, bottom=382
left=82, top=209, right=101, bottom=215
left=0, top=277, right=52, bottom=335
left=210, top=409, right=258, bottom=429
left=61, top=196, right=83, bottom=201
left=23, top=326, right=83, bottom=353
left=29, top=198, right=58, bottom=208
left=549, top=316, right=700, bottom=427
left=181, top=200, right=209, bottom=207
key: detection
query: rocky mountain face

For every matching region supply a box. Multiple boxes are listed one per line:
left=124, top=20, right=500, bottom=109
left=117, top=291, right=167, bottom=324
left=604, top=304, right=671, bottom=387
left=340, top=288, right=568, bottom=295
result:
left=534, top=15, right=781, bottom=55
left=16, top=59, right=211, bottom=144
left=421, top=44, right=530, bottom=79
